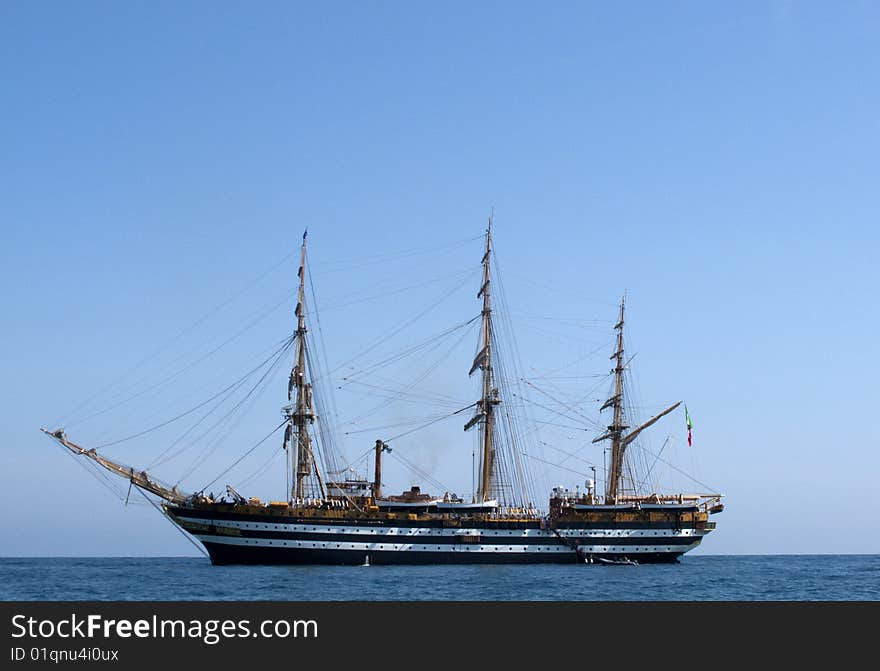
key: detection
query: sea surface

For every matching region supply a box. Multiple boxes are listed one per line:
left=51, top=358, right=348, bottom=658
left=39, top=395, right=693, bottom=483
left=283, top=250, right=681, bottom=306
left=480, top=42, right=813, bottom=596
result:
left=1, top=555, right=877, bottom=601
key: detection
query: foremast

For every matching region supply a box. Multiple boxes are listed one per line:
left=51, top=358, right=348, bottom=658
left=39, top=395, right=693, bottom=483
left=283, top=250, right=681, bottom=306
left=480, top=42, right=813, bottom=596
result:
left=282, top=231, right=325, bottom=502
left=464, top=214, right=500, bottom=502
left=593, top=296, right=680, bottom=502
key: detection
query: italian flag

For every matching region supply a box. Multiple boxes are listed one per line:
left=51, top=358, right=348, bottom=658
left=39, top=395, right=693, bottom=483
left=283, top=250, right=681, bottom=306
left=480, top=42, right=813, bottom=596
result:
left=685, top=405, right=694, bottom=447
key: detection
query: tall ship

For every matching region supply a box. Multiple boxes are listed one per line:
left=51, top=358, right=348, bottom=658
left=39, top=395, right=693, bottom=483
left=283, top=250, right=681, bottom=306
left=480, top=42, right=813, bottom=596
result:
left=42, top=221, right=723, bottom=564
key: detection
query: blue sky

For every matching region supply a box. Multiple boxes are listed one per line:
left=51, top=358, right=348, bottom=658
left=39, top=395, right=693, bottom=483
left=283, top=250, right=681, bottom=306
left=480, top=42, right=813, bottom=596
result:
left=2, top=2, right=879, bottom=556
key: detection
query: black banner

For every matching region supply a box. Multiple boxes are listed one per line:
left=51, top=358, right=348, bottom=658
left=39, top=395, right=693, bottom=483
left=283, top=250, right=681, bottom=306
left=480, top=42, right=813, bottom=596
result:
left=2, top=601, right=875, bottom=666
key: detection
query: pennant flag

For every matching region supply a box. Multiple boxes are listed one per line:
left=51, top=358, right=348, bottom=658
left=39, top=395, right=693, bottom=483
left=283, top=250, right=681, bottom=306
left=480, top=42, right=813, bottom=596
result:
left=685, top=405, right=694, bottom=447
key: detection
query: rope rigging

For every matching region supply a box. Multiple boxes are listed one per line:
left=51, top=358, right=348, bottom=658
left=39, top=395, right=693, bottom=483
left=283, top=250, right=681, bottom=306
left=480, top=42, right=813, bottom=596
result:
left=53, top=249, right=301, bottom=429
left=63, top=291, right=294, bottom=432
left=324, top=271, right=479, bottom=379
left=315, top=267, right=478, bottom=314
left=191, top=236, right=484, bottom=497
left=382, top=403, right=476, bottom=444
left=175, top=338, right=293, bottom=482
left=386, top=450, right=453, bottom=494
left=311, top=234, right=483, bottom=276
left=46, top=228, right=712, bottom=513
left=338, top=317, right=478, bottom=426
left=199, top=419, right=290, bottom=494
left=93, top=336, right=293, bottom=450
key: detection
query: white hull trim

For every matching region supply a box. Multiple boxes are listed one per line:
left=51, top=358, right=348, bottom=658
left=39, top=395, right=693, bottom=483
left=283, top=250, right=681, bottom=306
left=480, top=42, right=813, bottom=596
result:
left=193, top=534, right=702, bottom=555
left=177, top=516, right=705, bottom=539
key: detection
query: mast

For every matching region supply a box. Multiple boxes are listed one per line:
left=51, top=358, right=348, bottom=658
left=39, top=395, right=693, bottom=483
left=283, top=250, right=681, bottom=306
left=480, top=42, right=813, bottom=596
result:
left=593, top=296, right=682, bottom=501
left=283, top=230, right=320, bottom=501
left=595, top=295, right=628, bottom=502
left=464, top=213, right=500, bottom=502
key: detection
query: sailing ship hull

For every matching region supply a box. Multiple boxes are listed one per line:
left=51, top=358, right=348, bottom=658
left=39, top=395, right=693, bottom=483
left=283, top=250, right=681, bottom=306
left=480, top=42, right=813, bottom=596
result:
left=167, top=506, right=713, bottom=566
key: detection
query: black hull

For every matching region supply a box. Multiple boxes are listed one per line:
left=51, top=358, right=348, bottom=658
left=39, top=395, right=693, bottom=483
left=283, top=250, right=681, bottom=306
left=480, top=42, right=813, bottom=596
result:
left=169, top=505, right=708, bottom=566
left=203, top=542, right=682, bottom=566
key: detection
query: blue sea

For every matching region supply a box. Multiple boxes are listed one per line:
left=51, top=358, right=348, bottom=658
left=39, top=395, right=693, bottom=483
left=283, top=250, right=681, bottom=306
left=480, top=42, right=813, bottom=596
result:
left=1, top=555, right=878, bottom=600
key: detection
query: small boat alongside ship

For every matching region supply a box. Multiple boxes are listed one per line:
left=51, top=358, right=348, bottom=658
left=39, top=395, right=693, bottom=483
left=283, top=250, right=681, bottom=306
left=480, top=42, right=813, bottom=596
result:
left=596, top=557, right=639, bottom=566
left=42, top=218, right=723, bottom=565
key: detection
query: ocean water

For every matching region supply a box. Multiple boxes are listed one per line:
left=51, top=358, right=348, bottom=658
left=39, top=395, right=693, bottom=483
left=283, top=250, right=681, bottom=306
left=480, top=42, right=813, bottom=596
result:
left=1, top=555, right=878, bottom=600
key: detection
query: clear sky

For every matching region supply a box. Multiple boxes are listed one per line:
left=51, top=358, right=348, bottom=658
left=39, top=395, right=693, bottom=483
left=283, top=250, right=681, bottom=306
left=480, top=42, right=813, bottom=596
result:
left=2, top=2, right=878, bottom=557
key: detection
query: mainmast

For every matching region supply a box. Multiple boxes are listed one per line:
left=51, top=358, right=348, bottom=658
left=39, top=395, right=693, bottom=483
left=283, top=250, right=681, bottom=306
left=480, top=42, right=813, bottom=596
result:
left=593, top=296, right=682, bottom=502
left=283, top=231, right=321, bottom=502
left=464, top=213, right=500, bottom=502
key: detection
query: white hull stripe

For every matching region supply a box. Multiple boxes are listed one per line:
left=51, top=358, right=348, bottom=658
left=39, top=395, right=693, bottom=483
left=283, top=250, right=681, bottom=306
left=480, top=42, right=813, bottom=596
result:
left=177, top=517, right=705, bottom=539
left=194, top=534, right=702, bottom=554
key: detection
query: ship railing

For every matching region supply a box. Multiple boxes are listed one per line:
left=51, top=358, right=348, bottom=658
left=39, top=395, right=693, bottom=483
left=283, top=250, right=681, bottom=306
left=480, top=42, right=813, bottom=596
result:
left=290, top=497, right=324, bottom=508
left=491, top=507, right=541, bottom=519
left=288, top=497, right=355, bottom=510
left=697, top=494, right=723, bottom=512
